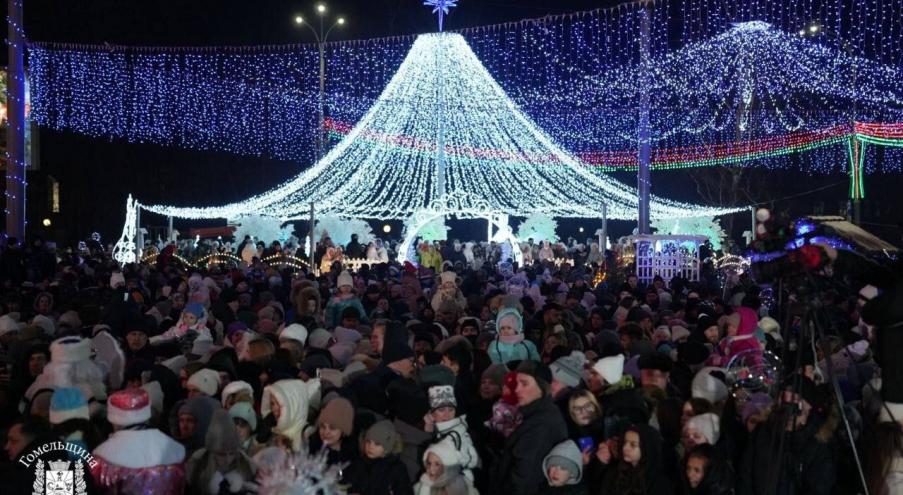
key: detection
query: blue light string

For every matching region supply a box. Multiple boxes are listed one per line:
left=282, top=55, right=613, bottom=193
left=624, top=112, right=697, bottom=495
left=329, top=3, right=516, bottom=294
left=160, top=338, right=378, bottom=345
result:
left=22, top=0, right=903, bottom=172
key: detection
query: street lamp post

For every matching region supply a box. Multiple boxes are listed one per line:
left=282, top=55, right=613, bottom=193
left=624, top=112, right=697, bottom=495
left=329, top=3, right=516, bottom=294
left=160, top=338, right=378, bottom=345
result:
left=295, top=5, right=345, bottom=160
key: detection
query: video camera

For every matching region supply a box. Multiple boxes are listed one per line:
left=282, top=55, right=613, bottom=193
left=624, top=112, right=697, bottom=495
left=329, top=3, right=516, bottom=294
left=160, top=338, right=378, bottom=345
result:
left=746, top=209, right=832, bottom=284
left=747, top=208, right=898, bottom=287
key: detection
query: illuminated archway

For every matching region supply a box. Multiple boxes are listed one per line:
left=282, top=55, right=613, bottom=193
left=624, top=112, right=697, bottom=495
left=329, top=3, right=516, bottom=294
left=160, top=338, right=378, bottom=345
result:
left=397, top=194, right=524, bottom=266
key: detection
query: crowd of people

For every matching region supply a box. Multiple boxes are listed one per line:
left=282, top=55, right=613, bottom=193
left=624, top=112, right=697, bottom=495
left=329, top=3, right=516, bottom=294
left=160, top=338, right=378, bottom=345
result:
left=0, top=231, right=900, bottom=495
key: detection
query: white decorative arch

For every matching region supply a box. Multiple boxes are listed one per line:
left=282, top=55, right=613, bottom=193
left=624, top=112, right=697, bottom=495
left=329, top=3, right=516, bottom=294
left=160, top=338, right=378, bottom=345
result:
left=397, top=193, right=524, bottom=266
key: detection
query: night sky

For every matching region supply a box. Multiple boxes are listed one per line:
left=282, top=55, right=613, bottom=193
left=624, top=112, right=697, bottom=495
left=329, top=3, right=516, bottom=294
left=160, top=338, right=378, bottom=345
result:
left=3, top=0, right=898, bottom=244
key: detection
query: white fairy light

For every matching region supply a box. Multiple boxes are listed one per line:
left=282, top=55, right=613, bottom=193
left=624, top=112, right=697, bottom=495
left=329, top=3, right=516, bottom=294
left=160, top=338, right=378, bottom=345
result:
left=136, top=33, right=740, bottom=226
left=112, top=194, right=138, bottom=263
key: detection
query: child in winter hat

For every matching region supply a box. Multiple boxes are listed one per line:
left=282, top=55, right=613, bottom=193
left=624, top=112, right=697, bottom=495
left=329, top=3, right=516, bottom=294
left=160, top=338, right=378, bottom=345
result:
left=415, top=440, right=477, bottom=495
left=314, top=397, right=356, bottom=466
left=682, top=412, right=721, bottom=451
left=186, top=408, right=255, bottom=494
left=228, top=402, right=257, bottom=452
left=150, top=301, right=212, bottom=345
left=325, top=271, right=368, bottom=328
left=344, top=420, right=412, bottom=495
left=424, top=385, right=481, bottom=480
left=542, top=440, right=584, bottom=489
left=488, top=307, right=540, bottom=364
left=486, top=371, right=523, bottom=437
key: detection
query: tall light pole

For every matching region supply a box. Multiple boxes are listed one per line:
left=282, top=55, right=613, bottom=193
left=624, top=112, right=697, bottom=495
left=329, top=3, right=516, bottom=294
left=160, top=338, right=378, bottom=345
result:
left=5, top=0, right=26, bottom=241
left=636, top=3, right=652, bottom=235
left=294, top=4, right=345, bottom=160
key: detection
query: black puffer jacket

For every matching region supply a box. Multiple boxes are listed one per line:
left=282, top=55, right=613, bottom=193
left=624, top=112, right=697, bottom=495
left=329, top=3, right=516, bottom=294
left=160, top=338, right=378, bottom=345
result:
left=343, top=454, right=413, bottom=495
left=491, top=395, right=568, bottom=495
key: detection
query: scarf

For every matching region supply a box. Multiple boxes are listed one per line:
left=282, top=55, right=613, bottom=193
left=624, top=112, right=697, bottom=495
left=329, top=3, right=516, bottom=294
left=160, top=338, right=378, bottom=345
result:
left=498, top=333, right=525, bottom=345
left=420, top=465, right=469, bottom=495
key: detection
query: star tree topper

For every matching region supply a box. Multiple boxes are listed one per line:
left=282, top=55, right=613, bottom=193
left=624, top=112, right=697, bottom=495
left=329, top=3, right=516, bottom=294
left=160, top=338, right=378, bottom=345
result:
left=424, top=0, right=457, bottom=32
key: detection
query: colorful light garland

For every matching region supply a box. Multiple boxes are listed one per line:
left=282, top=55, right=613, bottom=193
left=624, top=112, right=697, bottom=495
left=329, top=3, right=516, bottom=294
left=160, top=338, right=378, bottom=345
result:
left=325, top=119, right=855, bottom=171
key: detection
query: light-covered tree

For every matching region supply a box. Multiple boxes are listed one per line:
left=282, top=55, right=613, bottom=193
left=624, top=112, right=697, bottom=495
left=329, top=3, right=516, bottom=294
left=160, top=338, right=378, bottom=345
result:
left=230, top=214, right=295, bottom=245
left=516, top=213, right=559, bottom=243
left=315, top=215, right=375, bottom=246
left=651, top=216, right=728, bottom=250
left=406, top=216, right=449, bottom=242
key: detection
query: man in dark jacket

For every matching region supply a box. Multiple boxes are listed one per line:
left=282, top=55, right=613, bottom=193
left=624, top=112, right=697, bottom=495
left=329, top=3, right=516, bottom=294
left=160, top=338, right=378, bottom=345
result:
left=491, top=360, right=568, bottom=495
left=345, top=234, right=363, bottom=259
left=347, top=339, right=416, bottom=416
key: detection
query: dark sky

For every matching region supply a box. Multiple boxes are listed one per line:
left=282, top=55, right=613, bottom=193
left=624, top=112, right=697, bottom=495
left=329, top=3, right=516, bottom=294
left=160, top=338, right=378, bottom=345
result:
left=20, top=0, right=611, bottom=46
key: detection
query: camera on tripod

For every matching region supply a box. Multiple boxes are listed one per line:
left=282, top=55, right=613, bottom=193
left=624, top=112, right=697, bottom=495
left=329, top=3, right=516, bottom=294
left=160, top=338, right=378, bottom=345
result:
left=746, top=209, right=832, bottom=285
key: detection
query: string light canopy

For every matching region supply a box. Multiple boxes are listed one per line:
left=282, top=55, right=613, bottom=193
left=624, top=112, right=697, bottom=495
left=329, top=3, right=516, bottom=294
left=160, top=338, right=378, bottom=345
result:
left=135, top=33, right=739, bottom=223
left=28, top=0, right=903, bottom=172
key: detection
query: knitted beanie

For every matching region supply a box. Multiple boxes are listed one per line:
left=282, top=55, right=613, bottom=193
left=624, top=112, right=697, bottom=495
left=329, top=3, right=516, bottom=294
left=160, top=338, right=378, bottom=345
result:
left=550, top=351, right=586, bottom=388
left=691, top=368, right=729, bottom=404
left=187, top=368, right=221, bottom=396
left=423, top=439, right=460, bottom=467
left=317, top=397, right=354, bottom=436
left=337, top=271, right=354, bottom=288
left=365, top=419, right=397, bottom=453
left=481, top=363, right=507, bottom=388
left=428, top=385, right=457, bottom=411
left=228, top=401, right=258, bottom=432
left=308, top=328, right=334, bottom=350
left=280, top=323, right=309, bottom=345
left=686, top=412, right=721, bottom=445
left=592, top=354, right=625, bottom=385
left=542, top=440, right=583, bottom=485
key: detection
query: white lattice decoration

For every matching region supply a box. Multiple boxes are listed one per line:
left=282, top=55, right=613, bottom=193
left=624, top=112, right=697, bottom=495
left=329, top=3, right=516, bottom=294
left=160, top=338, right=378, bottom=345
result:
left=629, top=235, right=706, bottom=284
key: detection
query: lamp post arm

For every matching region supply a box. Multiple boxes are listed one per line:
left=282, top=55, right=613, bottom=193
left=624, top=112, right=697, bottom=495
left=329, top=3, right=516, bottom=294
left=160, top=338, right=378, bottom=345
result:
left=324, top=21, right=341, bottom=42
left=301, top=22, right=322, bottom=44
